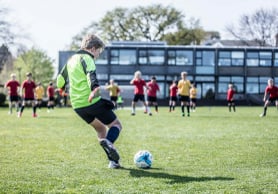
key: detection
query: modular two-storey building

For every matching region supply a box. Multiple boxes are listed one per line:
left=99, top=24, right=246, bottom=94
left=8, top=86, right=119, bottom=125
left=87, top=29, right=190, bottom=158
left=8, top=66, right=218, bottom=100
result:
left=58, top=41, right=278, bottom=105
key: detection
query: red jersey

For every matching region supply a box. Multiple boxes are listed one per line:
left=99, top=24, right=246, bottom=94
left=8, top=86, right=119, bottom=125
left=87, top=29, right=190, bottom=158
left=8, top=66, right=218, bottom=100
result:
left=47, top=86, right=55, bottom=97
left=265, top=85, right=278, bottom=98
left=147, top=81, right=160, bottom=97
left=132, top=79, right=146, bottom=95
left=227, top=88, right=235, bottom=101
left=5, top=80, right=20, bottom=96
left=169, top=84, right=178, bottom=97
left=22, top=80, right=36, bottom=98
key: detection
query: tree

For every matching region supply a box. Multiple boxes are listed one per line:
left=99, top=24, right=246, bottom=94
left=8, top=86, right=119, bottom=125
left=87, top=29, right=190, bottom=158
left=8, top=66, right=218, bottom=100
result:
left=0, top=44, right=11, bottom=72
left=69, top=4, right=206, bottom=48
left=162, top=18, right=206, bottom=45
left=163, top=28, right=206, bottom=45
left=226, top=8, right=278, bottom=46
left=14, top=47, right=54, bottom=84
left=127, top=4, right=184, bottom=41
left=0, top=5, right=14, bottom=74
left=69, top=22, right=101, bottom=50
left=0, top=6, right=14, bottom=45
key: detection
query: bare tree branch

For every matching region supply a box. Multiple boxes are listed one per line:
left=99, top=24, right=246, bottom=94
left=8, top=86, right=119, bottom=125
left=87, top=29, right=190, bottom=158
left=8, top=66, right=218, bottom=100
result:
left=226, top=8, right=278, bottom=47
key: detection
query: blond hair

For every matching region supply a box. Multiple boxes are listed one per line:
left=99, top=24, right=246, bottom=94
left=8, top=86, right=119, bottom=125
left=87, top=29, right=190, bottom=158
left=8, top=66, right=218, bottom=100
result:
left=181, top=71, right=188, bottom=76
left=134, top=70, right=142, bottom=78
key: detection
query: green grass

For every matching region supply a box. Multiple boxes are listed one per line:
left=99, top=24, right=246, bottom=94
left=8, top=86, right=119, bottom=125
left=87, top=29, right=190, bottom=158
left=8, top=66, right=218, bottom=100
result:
left=0, top=106, right=277, bottom=193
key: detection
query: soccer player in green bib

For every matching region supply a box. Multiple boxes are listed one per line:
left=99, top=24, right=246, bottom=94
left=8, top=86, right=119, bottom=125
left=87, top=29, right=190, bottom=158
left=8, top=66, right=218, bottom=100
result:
left=57, top=34, right=122, bottom=168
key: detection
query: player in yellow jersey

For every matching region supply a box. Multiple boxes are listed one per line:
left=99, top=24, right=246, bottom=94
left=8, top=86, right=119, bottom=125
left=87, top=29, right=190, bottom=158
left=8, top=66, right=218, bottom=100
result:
left=190, top=83, right=197, bottom=112
left=178, top=71, right=191, bottom=117
left=35, top=82, right=45, bottom=110
left=105, top=79, right=120, bottom=109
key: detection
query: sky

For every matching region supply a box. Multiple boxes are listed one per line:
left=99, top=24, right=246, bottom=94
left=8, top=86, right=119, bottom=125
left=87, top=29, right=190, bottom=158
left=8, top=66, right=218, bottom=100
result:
left=2, top=0, right=278, bottom=68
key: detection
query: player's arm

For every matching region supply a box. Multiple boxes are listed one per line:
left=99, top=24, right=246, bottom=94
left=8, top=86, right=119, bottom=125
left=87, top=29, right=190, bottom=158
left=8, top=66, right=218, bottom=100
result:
left=130, top=79, right=135, bottom=85
left=16, top=83, right=20, bottom=96
left=177, top=81, right=181, bottom=89
left=87, top=71, right=100, bottom=103
left=81, top=56, right=100, bottom=102
left=117, top=87, right=121, bottom=95
left=57, top=64, right=68, bottom=89
left=86, top=68, right=99, bottom=91
left=231, top=90, right=234, bottom=101
left=105, top=84, right=111, bottom=90
left=145, top=83, right=150, bottom=90
left=263, top=89, right=268, bottom=102
left=4, top=82, right=9, bottom=94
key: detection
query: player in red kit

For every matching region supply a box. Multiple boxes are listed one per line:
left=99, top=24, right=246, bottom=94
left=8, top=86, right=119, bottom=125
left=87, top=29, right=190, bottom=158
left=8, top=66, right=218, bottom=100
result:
left=169, top=80, right=178, bottom=112
left=130, top=71, right=148, bottom=115
left=5, top=73, right=20, bottom=114
left=18, top=72, right=37, bottom=117
left=146, top=76, right=160, bottom=116
left=47, top=82, right=55, bottom=112
left=227, top=83, right=236, bottom=112
left=260, top=78, right=278, bottom=117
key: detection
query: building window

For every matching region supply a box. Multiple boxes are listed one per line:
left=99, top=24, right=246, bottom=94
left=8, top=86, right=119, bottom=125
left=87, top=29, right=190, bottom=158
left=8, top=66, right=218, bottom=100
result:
left=149, top=50, right=165, bottom=65
left=196, top=50, right=215, bottom=66
left=168, top=51, right=175, bottom=65
left=218, top=76, right=244, bottom=93
left=246, top=52, right=259, bottom=66
left=96, top=49, right=108, bottom=65
left=246, top=77, right=259, bottom=93
left=139, top=50, right=147, bottom=64
left=110, top=74, right=134, bottom=80
left=167, top=50, right=193, bottom=66
left=246, top=51, right=272, bottom=66
left=201, top=83, right=215, bottom=99
left=110, top=49, right=136, bottom=65
left=97, top=73, right=108, bottom=80
left=218, top=51, right=244, bottom=66
left=196, top=50, right=215, bottom=74
left=196, top=66, right=215, bottom=74
left=259, top=77, right=270, bottom=93
left=139, top=49, right=165, bottom=65
left=259, top=52, right=272, bottom=66
left=195, top=76, right=215, bottom=82
left=274, top=52, right=278, bottom=66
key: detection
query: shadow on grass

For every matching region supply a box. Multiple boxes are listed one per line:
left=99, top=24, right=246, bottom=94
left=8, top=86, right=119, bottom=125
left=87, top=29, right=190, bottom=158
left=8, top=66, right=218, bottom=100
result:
left=122, top=167, right=234, bottom=184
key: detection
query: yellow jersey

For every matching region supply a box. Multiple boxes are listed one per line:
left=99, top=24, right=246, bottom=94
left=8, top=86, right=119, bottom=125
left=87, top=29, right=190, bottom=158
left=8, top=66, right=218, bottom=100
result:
left=35, top=86, right=45, bottom=99
left=190, top=87, right=197, bottom=99
left=106, top=84, right=120, bottom=97
left=178, top=79, right=191, bottom=96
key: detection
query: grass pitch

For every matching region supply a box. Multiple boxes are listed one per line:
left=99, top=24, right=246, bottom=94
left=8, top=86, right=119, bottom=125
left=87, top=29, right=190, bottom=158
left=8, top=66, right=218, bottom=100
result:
left=0, top=106, right=277, bottom=193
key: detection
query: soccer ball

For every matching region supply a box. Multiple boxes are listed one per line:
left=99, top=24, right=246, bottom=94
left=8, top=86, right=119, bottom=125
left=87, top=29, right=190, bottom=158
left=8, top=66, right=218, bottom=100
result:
left=134, top=150, right=153, bottom=169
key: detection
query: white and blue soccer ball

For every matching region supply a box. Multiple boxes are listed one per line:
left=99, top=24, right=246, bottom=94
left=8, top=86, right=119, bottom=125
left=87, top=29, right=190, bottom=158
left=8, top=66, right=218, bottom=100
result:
left=134, top=150, right=153, bottom=169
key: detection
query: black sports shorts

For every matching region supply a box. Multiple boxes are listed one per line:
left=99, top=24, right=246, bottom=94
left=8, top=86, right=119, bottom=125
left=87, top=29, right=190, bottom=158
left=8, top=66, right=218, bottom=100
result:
left=191, top=98, right=197, bottom=103
left=179, top=95, right=190, bottom=102
left=268, top=97, right=278, bottom=103
left=133, top=94, right=145, bottom=102
left=169, top=96, right=177, bottom=102
left=74, top=98, right=116, bottom=124
left=48, top=97, right=55, bottom=101
left=9, top=96, right=19, bottom=102
left=110, top=96, right=118, bottom=102
left=147, top=96, right=157, bottom=102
